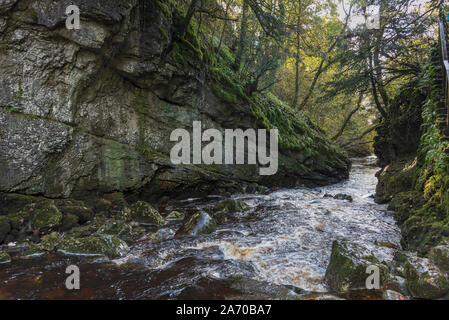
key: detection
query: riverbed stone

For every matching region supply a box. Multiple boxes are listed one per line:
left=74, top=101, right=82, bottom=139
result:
left=123, top=201, right=165, bottom=226
left=215, top=198, right=250, bottom=213
left=325, top=239, right=389, bottom=292
left=403, top=252, right=449, bottom=299
left=0, top=251, right=11, bottom=264
left=175, top=211, right=217, bottom=238
left=166, top=211, right=185, bottom=221
left=428, top=240, right=449, bottom=273
left=59, top=234, right=129, bottom=259
left=97, top=220, right=133, bottom=240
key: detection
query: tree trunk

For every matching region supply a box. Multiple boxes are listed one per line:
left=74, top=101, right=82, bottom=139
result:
left=180, top=0, right=199, bottom=39
left=234, top=0, right=249, bottom=71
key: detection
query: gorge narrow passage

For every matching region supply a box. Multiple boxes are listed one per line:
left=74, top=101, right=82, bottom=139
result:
left=0, top=156, right=401, bottom=299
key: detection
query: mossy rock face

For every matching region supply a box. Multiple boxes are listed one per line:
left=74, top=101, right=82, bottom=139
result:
left=403, top=252, right=449, bottom=299
left=429, top=240, right=449, bottom=273
left=175, top=211, right=217, bottom=238
left=59, top=234, right=129, bottom=259
left=0, top=216, right=11, bottom=243
left=375, top=158, right=417, bottom=204
left=124, top=201, right=165, bottom=225
left=0, top=192, right=37, bottom=215
left=388, top=191, right=424, bottom=225
left=29, top=201, right=63, bottom=233
left=166, top=211, right=185, bottom=221
left=0, top=251, right=11, bottom=264
left=214, top=198, right=250, bottom=213
left=324, top=240, right=389, bottom=292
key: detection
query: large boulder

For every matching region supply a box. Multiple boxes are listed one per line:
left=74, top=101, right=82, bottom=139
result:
left=403, top=252, right=449, bottom=299
left=175, top=211, right=217, bottom=238
left=325, top=240, right=389, bottom=292
left=123, top=201, right=165, bottom=226
left=428, top=240, right=449, bottom=273
left=59, top=234, right=129, bottom=259
left=0, top=251, right=11, bottom=264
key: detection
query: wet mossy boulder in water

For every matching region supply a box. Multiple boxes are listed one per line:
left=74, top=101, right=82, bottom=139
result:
left=59, top=234, right=129, bottom=259
left=429, top=240, right=449, bottom=273
left=175, top=211, right=217, bottom=238
left=403, top=252, right=449, bottom=299
left=214, top=198, right=250, bottom=223
left=29, top=201, right=63, bottom=233
left=215, top=198, right=250, bottom=213
left=123, top=201, right=165, bottom=225
left=97, top=220, right=133, bottom=240
left=148, top=228, right=175, bottom=242
left=325, top=240, right=389, bottom=292
left=0, top=251, right=11, bottom=264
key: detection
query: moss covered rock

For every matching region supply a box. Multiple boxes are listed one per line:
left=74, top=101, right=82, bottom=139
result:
left=39, top=232, right=60, bottom=251
left=166, top=211, right=185, bottom=221
left=55, top=199, right=93, bottom=223
left=429, top=240, right=449, bottom=273
left=215, top=198, right=250, bottom=213
left=403, top=252, right=449, bottom=299
left=324, top=240, right=389, bottom=292
left=0, top=192, right=37, bottom=215
left=0, top=251, right=11, bottom=264
left=124, top=201, right=165, bottom=225
left=59, top=234, right=129, bottom=259
left=175, top=211, right=217, bottom=238
left=97, top=220, right=133, bottom=240
left=148, top=228, right=175, bottom=242
left=29, top=201, right=62, bottom=232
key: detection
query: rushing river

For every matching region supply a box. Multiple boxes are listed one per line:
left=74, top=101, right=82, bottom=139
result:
left=0, top=156, right=401, bottom=299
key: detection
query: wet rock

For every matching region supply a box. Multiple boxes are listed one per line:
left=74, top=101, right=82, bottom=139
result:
left=325, top=240, right=389, bottom=292
left=382, top=290, right=407, bottom=300
left=428, top=240, right=449, bottom=273
left=59, top=234, right=129, bottom=259
left=323, top=193, right=353, bottom=202
left=123, top=201, right=165, bottom=226
left=166, top=211, right=185, bottom=221
left=97, top=220, right=133, bottom=240
left=403, top=252, right=449, bottom=299
left=334, top=194, right=353, bottom=202
left=215, top=198, right=250, bottom=213
left=385, top=275, right=409, bottom=296
left=175, top=211, right=217, bottom=238
left=148, top=228, right=175, bottom=242
left=0, top=250, right=11, bottom=264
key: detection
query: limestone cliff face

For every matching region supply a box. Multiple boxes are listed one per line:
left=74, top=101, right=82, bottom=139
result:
left=0, top=0, right=350, bottom=201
